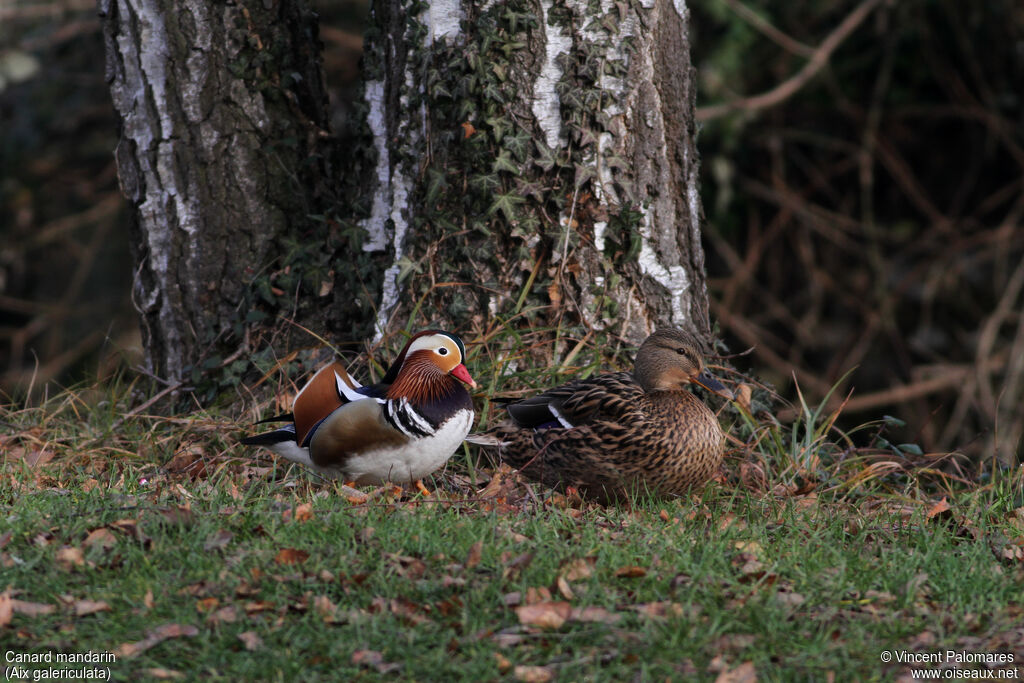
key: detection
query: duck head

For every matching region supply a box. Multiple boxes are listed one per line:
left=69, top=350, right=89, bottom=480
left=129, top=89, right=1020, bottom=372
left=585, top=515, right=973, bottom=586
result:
left=633, top=328, right=734, bottom=400
left=384, top=330, right=476, bottom=401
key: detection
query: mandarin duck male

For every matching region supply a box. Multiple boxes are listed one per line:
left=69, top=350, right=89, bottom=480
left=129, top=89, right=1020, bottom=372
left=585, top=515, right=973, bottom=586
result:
left=468, top=328, right=732, bottom=503
left=242, top=330, right=476, bottom=491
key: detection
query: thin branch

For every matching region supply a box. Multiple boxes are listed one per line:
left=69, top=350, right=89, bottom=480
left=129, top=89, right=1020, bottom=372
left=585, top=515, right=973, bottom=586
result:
left=715, top=0, right=815, bottom=58
left=697, top=0, right=885, bottom=122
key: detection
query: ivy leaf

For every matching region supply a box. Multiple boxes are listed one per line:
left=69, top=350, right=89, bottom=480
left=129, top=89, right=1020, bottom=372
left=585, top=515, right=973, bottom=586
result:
left=488, top=193, right=526, bottom=222
left=493, top=150, right=520, bottom=175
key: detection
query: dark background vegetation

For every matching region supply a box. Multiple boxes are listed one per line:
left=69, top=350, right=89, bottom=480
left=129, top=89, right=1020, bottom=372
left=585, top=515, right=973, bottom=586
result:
left=1, top=0, right=1021, bottom=462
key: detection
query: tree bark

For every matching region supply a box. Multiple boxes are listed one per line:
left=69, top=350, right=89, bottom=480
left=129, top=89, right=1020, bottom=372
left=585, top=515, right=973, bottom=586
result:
left=361, top=0, right=711, bottom=346
left=100, top=0, right=344, bottom=383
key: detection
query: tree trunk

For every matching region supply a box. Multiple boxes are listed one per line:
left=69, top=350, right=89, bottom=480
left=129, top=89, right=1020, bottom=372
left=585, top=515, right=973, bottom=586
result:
left=100, top=0, right=348, bottom=383
left=361, top=0, right=710, bottom=346
left=101, top=0, right=711, bottom=387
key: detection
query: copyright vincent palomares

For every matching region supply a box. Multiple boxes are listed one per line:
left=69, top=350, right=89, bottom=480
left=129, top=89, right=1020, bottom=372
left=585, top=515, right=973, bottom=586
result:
left=3, top=651, right=115, bottom=681
left=879, top=650, right=1019, bottom=679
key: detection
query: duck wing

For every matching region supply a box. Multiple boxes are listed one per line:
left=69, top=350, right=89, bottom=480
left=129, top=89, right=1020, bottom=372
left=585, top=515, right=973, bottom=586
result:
left=506, top=371, right=643, bottom=429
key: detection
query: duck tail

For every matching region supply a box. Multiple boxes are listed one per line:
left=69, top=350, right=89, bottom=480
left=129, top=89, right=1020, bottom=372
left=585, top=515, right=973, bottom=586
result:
left=464, top=432, right=508, bottom=448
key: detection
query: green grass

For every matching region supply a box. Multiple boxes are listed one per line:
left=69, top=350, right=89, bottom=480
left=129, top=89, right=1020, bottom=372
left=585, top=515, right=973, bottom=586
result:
left=2, top=350, right=1023, bottom=681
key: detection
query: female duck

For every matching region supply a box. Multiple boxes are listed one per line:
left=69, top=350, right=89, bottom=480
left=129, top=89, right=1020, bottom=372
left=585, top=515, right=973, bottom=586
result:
left=472, top=328, right=731, bottom=502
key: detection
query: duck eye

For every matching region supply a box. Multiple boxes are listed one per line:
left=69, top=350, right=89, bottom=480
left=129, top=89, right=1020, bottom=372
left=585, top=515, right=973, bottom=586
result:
left=676, top=348, right=687, bottom=355
left=437, top=347, right=449, bottom=356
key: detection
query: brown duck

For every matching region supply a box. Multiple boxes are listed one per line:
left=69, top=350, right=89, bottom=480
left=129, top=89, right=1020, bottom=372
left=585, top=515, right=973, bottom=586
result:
left=470, top=328, right=732, bottom=503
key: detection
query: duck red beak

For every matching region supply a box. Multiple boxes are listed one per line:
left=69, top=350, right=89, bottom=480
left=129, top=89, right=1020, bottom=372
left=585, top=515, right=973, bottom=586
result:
left=451, top=363, right=477, bottom=389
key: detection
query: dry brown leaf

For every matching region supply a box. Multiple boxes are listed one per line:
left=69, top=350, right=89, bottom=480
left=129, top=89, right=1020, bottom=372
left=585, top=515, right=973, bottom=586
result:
left=155, top=506, right=196, bottom=527
left=383, top=552, right=428, bottom=579
left=775, top=591, right=805, bottom=607
left=139, top=669, right=183, bottom=679
left=570, top=606, right=621, bottom=624
left=560, top=557, right=595, bottom=581
left=244, top=601, right=275, bottom=614
left=74, top=600, right=111, bottom=617
left=0, top=590, right=12, bottom=627
left=465, top=540, right=483, bottom=569
left=274, top=548, right=309, bottom=565
left=207, top=606, right=237, bottom=624
left=514, top=665, right=554, bottom=683
left=501, top=551, right=534, bottom=580
left=143, top=589, right=154, bottom=609
left=314, top=595, right=338, bottom=622
left=10, top=599, right=56, bottom=617
left=461, top=121, right=476, bottom=139
left=238, top=631, right=263, bottom=651
left=494, top=652, right=512, bottom=672
left=630, top=601, right=686, bottom=619
left=56, top=546, right=85, bottom=569
left=351, top=649, right=401, bottom=674
left=0, top=531, right=11, bottom=550
left=556, top=575, right=575, bottom=600
left=116, top=623, right=199, bottom=658
left=926, top=497, right=951, bottom=520
left=83, top=528, right=117, bottom=550
left=294, top=502, right=314, bottom=522
left=614, top=565, right=647, bottom=578
left=195, top=597, right=219, bottom=613
left=203, top=529, right=234, bottom=552
left=515, top=601, right=571, bottom=630
left=715, top=661, right=758, bottom=683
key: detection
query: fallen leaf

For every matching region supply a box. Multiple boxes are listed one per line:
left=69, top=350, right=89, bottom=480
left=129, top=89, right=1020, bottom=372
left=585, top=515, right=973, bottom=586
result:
left=116, top=623, right=199, bottom=658
left=461, top=121, right=476, bottom=139
left=629, top=601, right=686, bottom=619
left=570, top=605, right=621, bottom=624
left=494, top=652, right=512, bottom=672
left=83, top=528, right=117, bottom=550
left=74, top=600, right=111, bottom=617
left=274, top=548, right=309, bottom=565
left=0, top=590, right=12, bottom=627
left=155, top=505, right=197, bottom=527
left=0, top=531, right=11, bottom=549
left=11, top=599, right=56, bottom=617
left=351, top=649, right=401, bottom=674
left=501, top=551, right=534, bottom=580
left=556, top=575, right=575, bottom=600
left=614, top=565, right=647, bottom=578
left=514, top=665, right=554, bottom=682
left=203, top=529, right=233, bottom=552
left=515, top=601, right=571, bottom=630
left=294, top=502, right=314, bottom=522
left=207, top=606, right=237, bottom=624
left=560, top=557, right=595, bottom=581
left=195, top=597, right=219, bottom=613
left=238, top=631, right=263, bottom=651
left=775, top=591, right=805, bottom=607
left=139, top=669, right=183, bottom=679
left=384, top=553, right=427, bottom=579
left=143, top=589, right=155, bottom=609
left=465, top=540, right=483, bottom=569
left=715, top=661, right=757, bottom=683
left=925, top=497, right=951, bottom=520
left=244, top=601, right=276, bottom=614
left=56, top=546, right=85, bottom=569
left=314, top=595, right=338, bottom=623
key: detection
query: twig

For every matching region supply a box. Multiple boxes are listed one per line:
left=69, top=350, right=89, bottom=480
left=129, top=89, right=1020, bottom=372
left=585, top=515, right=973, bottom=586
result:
left=697, top=0, right=885, bottom=121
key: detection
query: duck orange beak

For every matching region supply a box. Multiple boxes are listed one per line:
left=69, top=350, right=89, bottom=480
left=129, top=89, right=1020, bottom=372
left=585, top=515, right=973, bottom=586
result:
left=451, top=363, right=477, bottom=389
left=692, top=370, right=734, bottom=400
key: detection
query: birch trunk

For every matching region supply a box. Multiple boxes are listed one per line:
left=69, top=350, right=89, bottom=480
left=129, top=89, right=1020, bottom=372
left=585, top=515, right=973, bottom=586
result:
left=360, top=0, right=710, bottom=345
left=100, top=0, right=341, bottom=383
